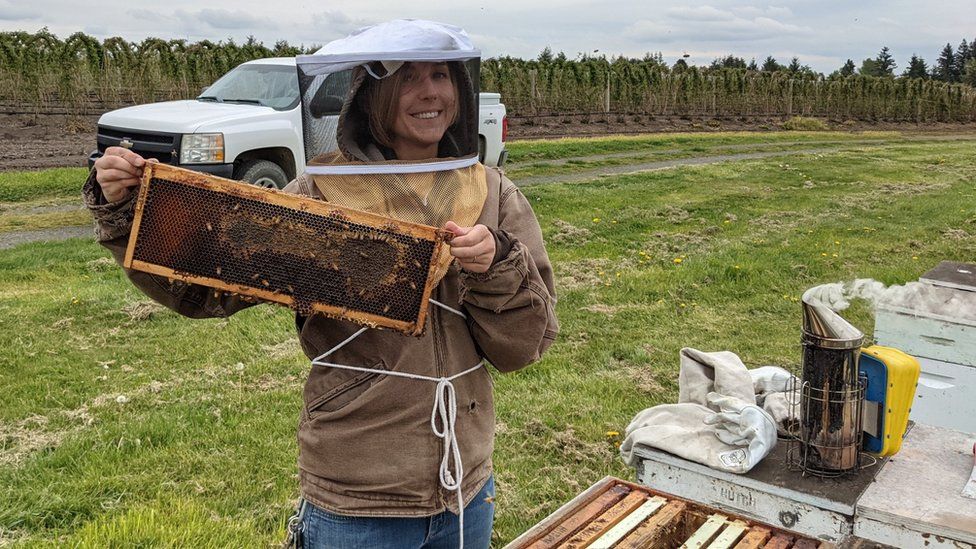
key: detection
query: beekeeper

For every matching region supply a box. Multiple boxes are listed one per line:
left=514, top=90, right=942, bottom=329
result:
left=84, top=19, right=557, bottom=549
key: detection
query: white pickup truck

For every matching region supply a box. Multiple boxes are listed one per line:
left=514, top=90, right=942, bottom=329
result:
left=89, top=57, right=508, bottom=188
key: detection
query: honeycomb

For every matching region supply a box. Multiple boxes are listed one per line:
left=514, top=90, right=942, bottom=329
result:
left=124, top=164, right=449, bottom=335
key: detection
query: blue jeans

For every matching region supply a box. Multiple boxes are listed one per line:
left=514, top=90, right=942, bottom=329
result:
left=299, top=475, right=495, bottom=549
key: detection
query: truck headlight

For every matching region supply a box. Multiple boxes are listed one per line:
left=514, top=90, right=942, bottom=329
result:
left=180, top=133, right=224, bottom=164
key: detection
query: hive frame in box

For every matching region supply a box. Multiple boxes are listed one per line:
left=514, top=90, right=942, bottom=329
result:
left=503, top=476, right=833, bottom=548
left=123, top=163, right=450, bottom=336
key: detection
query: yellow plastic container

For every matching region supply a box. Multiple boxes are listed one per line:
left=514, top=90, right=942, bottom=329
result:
left=859, top=345, right=921, bottom=456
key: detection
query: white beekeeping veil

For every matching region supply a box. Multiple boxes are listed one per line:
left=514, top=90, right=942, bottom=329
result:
left=297, top=19, right=487, bottom=283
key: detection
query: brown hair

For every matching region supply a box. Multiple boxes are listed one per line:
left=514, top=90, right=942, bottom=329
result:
left=359, top=62, right=461, bottom=149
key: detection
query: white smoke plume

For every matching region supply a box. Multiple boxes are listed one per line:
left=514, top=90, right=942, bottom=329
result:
left=803, top=278, right=976, bottom=324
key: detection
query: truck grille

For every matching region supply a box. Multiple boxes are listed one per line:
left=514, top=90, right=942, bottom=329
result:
left=97, top=125, right=180, bottom=164
left=124, top=164, right=449, bottom=336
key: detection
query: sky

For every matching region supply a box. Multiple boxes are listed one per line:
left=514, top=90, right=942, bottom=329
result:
left=2, top=0, right=974, bottom=74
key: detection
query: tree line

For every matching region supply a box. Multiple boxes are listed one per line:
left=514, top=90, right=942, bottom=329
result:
left=1, top=29, right=974, bottom=123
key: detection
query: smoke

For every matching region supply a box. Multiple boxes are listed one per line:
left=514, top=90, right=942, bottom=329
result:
left=803, top=278, right=976, bottom=323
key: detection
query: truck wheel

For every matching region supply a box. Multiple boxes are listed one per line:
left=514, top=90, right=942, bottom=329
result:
left=236, top=160, right=287, bottom=189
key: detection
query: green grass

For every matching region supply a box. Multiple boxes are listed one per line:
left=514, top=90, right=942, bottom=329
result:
left=504, top=130, right=900, bottom=163
left=2, top=134, right=975, bottom=546
left=0, top=168, right=89, bottom=202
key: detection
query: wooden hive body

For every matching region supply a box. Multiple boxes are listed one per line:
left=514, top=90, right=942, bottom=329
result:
left=505, top=477, right=833, bottom=549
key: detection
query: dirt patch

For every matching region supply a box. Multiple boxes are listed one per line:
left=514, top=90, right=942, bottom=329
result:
left=554, top=258, right=614, bottom=291
left=582, top=303, right=620, bottom=316
left=549, top=219, right=592, bottom=246
left=580, top=302, right=643, bottom=317
left=877, top=181, right=950, bottom=196
left=657, top=205, right=691, bottom=224
left=943, top=228, right=972, bottom=240
left=0, top=404, right=96, bottom=468
left=523, top=419, right=609, bottom=466
left=748, top=211, right=802, bottom=232
left=261, top=337, right=301, bottom=360
left=122, top=300, right=166, bottom=322
left=0, top=415, right=60, bottom=467
left=250, top=373, right=301, bottom=392
left=623, top=363, right=666, bottom=395
left=0, top=113, right=96, bottom=172
left=643, top=229, right=716, bottom=259
left=86, top=256, right=116, bottom=272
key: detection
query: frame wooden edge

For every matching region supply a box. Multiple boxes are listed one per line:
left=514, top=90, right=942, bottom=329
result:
left=147, top=163, right=442, bottom=240
left=502, top=476, right=618, bottom=549
left=129, top=260, right=417, bottom=334
left=122, top=165, right=155, bottom=269
left=413, top=233, right=454, bottom=337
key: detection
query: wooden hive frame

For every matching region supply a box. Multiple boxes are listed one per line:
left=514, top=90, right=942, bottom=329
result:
left=504, top=477, right=834, bottom=549
left=124, top=163, right=450, bottom=336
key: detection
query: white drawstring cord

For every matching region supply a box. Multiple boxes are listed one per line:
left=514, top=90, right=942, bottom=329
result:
left=308, top=300, right=479, bottom=549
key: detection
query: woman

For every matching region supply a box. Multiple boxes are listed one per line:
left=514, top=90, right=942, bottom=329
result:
left=85, top=21, right=556, bottom=549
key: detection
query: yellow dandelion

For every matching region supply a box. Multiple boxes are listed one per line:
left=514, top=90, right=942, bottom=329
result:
left=605, top=430, right=620, bottom=437
left=592, top=217, right=601, bottom=223
left=832, top=253, right=838, bottom=257
left=615, top=272, right=621, bottom=277
left=912, top=256, right=919, bottom=260
left=673, top=258, right=683, bottom=264
left=821, top=252, right=828, bottom=257
left=734, top=265, right=740, bottom=269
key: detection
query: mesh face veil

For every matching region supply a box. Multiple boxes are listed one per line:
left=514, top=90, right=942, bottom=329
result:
left=297, top=21, right=487, bottom=283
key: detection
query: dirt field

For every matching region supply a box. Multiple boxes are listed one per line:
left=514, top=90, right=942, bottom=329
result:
left=3, top=111, right=976, bottom=172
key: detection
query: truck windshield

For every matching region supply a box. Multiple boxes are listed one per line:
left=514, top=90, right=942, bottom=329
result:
left=199, top=64, right=299, bottom=111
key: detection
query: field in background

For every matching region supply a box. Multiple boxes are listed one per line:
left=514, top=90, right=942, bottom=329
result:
left=1, top=132, right=975, bottom=546
left=3, top=31, right=975, bottom=123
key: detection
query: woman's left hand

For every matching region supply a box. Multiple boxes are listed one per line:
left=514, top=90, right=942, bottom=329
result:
left=444, top=221, right=495, bottom=273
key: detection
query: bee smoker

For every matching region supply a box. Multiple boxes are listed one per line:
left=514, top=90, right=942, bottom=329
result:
left=797, top=297, right=866, bottom=475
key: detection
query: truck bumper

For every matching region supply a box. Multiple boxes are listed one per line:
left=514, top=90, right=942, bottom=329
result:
left=88, top=150, right=234, bottom=179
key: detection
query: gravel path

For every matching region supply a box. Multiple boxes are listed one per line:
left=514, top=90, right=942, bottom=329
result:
left=514, top=147, right=845, bottom=187
left=0, top=226, right=91, bottom=250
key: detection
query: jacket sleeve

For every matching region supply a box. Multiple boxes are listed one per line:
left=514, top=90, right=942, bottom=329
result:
left=457, top=174, right=558, bottom=373
left=82, top=169, right=312, bottom=319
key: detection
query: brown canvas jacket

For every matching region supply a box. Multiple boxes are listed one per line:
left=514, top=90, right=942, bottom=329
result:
left=82, top=165, right=558, bottom=516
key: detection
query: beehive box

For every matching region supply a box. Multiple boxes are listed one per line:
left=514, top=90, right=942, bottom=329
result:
left=873, top=261, right=976, bottom=432
left=124, top=163, right=450, bottom=336
left=504, top=477, right=833, bottom=548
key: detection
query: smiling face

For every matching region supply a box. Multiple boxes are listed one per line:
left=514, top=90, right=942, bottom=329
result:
left=388, top=62, right=458, bottom=160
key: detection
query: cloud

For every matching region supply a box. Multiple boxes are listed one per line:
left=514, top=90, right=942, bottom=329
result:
left=0, top=2, right=40, bottom=20
left=666, top=6, right=734, bottom=22
left=124, top=8, right=278, bottom=38
left=194, top=9, right=273, bottom=31
left=626, top=5, right=812, bottom=44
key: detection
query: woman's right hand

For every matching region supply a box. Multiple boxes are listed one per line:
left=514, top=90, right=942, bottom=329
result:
left=93, top=147, right=155, bottom=203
